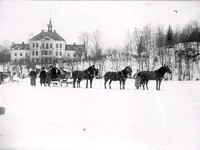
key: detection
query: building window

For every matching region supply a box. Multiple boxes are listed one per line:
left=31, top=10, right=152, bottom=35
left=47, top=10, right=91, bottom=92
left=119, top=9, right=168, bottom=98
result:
left=73, top=54, right=75, bottom=57
left=36, top=43, right=39, bottom=48
left=26, top=53, right=28, bottom=57
left=32, top=51, right=35, bottom=56
left=14, top=59, right=17, bottom=62
left=60, top=51, right=62, bottom=56
left=60, top=43, right=62, bottom=48
left=56, top=51, right=58, bottom=56
left=67, top=54, right=70, bottom=57
left=49, top=51, right=52, bottom=55
left=20, top=53, right=22, bottom=56
left=50, top=43, right=53, bottom=48
left=15, top=53, right=17, bottom=56
left=41, top=51, right=44, bottom=55
left=42, top=43, right=44, bottom=48
left=36, top=51, right=38, bottom=56
left=46, top=43, right=49, bottom=49
left=33, top=43, right=35, bottom=48
left=56, top=43, right=58, bottom=48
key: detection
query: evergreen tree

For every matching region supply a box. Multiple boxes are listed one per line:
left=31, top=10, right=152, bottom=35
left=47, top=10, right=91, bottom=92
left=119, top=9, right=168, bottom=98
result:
left=137, top=36, right=144, bottom=57
left=166, top=25, right=173, bottom=47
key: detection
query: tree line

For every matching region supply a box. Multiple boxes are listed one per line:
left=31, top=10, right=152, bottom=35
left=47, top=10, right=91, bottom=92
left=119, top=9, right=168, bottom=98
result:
left=1, top=20, right=200, bottom=75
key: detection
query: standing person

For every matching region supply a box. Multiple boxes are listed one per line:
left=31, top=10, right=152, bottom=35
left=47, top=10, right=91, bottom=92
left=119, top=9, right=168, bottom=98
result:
left=134, top=69, right=141, bottom=89
left=51, top=64, right=57, bottom=79
left=29, top=68, right=37, bottom=86
left=39, top=67, right=46, bottom=86
left=45, top=66, right=52, bottom=86
left=0, top=73, right=3, bottom=85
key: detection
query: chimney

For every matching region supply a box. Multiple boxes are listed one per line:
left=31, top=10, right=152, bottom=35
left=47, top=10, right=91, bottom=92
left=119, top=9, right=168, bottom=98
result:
left=22, top=42, right=24, bottom=45
left=42, top=30, right=44, bottom=32
left=54, top=30, right=56, bottom=32
left=74, top=43, right=76, bottom=45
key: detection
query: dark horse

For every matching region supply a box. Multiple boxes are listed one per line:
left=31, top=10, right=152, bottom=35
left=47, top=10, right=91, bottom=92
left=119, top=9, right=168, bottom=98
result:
left=72, top=65, right=98, bottom=88
left=104, top=66, right=132, bottom=89
left=137, top=64, right=172, bottom=90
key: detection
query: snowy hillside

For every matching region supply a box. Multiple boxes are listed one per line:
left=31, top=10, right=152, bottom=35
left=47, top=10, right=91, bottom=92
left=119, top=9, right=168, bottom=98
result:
left=0, top=78, right=200, bottom=150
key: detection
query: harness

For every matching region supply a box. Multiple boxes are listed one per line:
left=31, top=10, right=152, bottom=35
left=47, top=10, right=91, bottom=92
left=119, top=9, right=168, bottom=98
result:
left=78, top=67, right=95, bottom=79
left=86, top=69, right=95, bottom=77
left=155, top=70, right=164, bottom=79
left=110, top=71, right=126, bottom=79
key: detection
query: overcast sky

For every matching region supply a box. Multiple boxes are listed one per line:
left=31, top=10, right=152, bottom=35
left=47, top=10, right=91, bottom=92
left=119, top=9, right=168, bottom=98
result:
left=0, top=1, right=200, bottom=48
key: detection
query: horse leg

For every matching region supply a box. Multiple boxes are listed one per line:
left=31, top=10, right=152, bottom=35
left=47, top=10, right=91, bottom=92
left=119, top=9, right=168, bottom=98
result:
left=77, top=78, right=81, bottom=88
left=158, top=80, right=161, bottom=90
left=90, top=78, right=93, bottom=88
left=146, top=80, right=149, bottom=90
left=156, top=80, right=158, bottom=90
left=104, top=78, right=108, bottom=89
left=142, top=80, right=145, bottom=90
left=86, top=79, right=88, bottom=88
left=73, top=78, right=76, bottom=88
left=77, top=81, right=80, bottom=88
left=109, top=80, right=112, bottom=89
left=123, top=80, right=126, bottom=89
left=119, top=80, right=122, bottom=89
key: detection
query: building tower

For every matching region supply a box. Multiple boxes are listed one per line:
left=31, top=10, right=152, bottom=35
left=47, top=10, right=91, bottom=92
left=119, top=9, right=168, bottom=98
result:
left=47, top=19, right=53, bottom=32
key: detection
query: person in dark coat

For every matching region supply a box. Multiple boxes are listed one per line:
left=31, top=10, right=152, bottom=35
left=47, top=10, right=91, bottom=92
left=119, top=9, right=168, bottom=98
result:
left=29, top=68, right=37, bottom=86
left=39, top=67, right=46, bottom=86
left=0, top=72, right=4, bottom=84
left=0, top=73, right=3, bottom=85
left=51, top=64, right=57, bottom=79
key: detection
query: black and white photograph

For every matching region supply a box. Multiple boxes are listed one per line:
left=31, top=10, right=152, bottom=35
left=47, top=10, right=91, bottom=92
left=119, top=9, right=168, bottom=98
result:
left=0, top=0, right=200, bottom=149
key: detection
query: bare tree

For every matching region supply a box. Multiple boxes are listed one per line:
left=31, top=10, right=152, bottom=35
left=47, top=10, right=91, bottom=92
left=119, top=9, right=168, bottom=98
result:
left=106, top=47, right=122, bottom=71
left=156, top=24, right=166, bottom=65
left=142, top=24, right=153, bottom=70
left=0, top=40, right=11, bottom=71
left=91, top=30, right=103, bottom=61
left=125, top=30, right=134, bottom=57
left=79, top=32, right=90, bottom=61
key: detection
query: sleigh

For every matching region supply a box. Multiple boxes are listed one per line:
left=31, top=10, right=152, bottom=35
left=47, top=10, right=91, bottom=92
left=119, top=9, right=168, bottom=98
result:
left=46, top=71, right=71, bottom=87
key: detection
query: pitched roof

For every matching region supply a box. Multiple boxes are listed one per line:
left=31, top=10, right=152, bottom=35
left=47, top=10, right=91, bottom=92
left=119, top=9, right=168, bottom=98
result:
left=30, top=31, right=65, bottom=41
left=66, top=44, right=85, bottom=51
left=11, top=43, right=29, bottom=50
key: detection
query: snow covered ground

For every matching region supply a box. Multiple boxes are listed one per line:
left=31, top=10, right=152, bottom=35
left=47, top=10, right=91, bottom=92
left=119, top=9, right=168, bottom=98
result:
left=0, top=78, right=200, bottom=150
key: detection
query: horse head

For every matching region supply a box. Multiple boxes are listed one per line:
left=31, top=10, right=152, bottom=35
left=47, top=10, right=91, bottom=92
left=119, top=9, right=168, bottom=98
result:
left=163, top=64, right=172, bottom=74
left=125, top=66, right=132, bottom=76
left=87, top=65, right=96, bottom=75
left=94, top=68, right=99, bottom=76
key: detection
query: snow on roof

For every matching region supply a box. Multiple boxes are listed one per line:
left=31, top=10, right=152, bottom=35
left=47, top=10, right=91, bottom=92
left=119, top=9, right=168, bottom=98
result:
left=11, top=43, right=29, bottom=50
left=30, top=31, right=65, bottom=41
left=66, top=43, right=85, bottom=51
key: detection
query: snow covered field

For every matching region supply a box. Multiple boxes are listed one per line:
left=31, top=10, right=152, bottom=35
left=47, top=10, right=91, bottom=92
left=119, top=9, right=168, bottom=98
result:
left=0, top=78, right=200, bottom=150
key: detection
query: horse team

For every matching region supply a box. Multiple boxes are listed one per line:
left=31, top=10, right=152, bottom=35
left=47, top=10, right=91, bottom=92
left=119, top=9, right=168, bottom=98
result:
left=34, top=64, right=171, bottom=90
left=71, top=64, right=171, bottom=90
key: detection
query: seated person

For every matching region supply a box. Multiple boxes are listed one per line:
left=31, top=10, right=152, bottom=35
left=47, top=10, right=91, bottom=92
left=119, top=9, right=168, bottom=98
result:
left=51, top=64, right=61, bottom=79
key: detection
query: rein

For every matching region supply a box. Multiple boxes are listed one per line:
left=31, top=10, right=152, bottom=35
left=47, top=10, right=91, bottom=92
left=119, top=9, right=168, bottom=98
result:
left=155, top=67, right=166, bottom=79
left=78, top=66, right=95, bottom=78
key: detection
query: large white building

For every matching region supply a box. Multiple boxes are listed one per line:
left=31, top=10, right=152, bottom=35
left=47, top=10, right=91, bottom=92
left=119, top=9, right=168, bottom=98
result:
left=10, top=19, right=85, bottom=64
